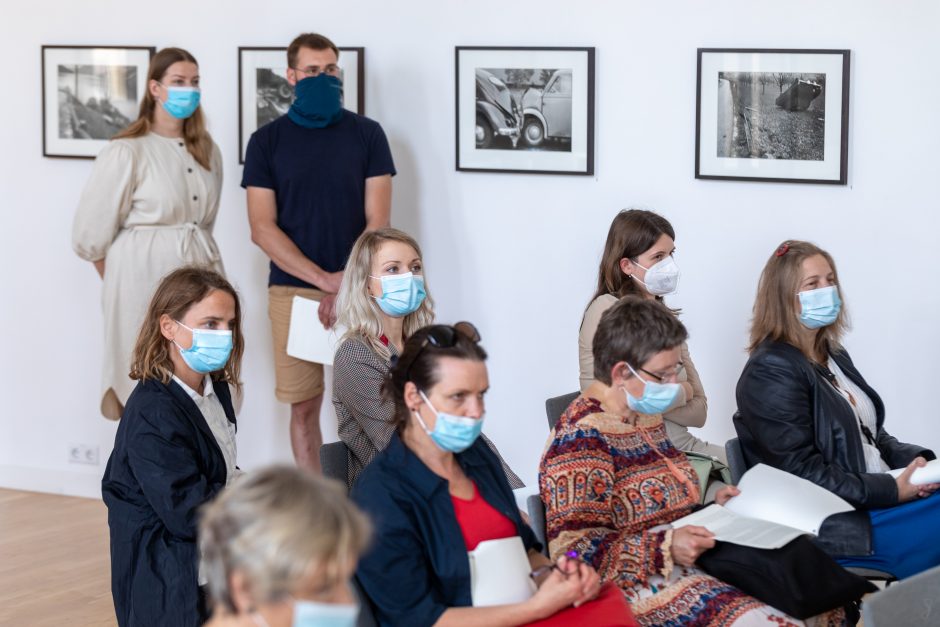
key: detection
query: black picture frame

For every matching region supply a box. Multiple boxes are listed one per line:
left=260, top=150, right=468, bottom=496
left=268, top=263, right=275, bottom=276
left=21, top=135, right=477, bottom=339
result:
left=42, top=45, right=156, bottom=159
left=455, top=46, right=595, bottom=175
left=237, top=46, right=365, bottom=164
left=695, top=48, right=850, bottom=185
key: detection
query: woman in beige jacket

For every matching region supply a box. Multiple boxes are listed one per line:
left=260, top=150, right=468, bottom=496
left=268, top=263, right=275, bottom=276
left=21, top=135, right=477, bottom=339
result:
left=578, top=209, right=725, bottom=462
left=73, top=48, right=224, bottom=420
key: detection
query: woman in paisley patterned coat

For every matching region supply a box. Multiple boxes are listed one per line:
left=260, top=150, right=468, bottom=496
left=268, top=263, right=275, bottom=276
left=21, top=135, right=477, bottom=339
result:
left=539, top=296, right=845, bottom=627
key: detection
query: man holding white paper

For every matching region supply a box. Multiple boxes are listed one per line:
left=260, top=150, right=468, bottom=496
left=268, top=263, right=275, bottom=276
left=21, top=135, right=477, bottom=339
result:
left=243, top=33, right=395, bottom=471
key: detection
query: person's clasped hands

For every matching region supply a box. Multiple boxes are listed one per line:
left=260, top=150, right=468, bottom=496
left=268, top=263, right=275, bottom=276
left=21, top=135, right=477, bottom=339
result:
left=528, top=553, right=602, bottom=618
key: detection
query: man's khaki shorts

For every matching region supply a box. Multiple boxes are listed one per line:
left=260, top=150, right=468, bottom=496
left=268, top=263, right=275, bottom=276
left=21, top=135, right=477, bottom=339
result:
left=268, top=285, right=326, bottom=404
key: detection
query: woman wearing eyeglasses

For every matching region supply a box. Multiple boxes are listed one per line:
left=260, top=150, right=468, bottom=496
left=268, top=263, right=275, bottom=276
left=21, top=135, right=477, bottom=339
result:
left=542, top=296, right=845, bottom=626
left=352, top=324, right=633, bottom=626
left=73, top=47, right=225, bottom=421
left=333, top=227, right=521, bottom=489
left=578, top=209, right=723, bottom=462
left=735, top=241, right=940, bottom=579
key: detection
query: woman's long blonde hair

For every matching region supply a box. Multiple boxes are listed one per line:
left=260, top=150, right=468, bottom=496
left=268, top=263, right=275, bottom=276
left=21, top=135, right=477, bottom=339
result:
left=113, top=47, right=214, bottom=170
left=336, top=228, right=435, bottom=360
left=130, top=266, right=243, bottom=389
left=748, top=240, right=849, bottom=358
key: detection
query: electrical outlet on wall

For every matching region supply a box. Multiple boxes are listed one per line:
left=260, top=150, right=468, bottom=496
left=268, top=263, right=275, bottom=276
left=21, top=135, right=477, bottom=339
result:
left=68, top=444, right=100, bottom=465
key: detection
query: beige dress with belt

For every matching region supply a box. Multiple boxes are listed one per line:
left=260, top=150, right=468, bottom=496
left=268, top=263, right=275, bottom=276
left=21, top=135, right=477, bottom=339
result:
left=72, top=133, right=225, bottom=420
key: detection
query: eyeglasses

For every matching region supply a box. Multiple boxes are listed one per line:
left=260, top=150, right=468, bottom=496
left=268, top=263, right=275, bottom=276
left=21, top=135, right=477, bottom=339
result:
left=395, top=322, right=481, bottom=381
left=638, top=362, right=685, bottom=383
left=290, top=65, right=341, bottom=78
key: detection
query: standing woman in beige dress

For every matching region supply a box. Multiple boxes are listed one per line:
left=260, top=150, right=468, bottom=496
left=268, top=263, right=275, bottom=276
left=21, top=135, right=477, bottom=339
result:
left=73, top=47, right=225, bottom=420
left=578, top=209, right=726, bottom=462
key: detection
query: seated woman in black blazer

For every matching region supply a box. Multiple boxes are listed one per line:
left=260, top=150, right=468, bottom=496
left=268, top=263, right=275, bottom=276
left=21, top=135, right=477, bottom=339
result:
left=102, top=266, right=244, bottom=627
left=735, top=240, right=940, bottom=579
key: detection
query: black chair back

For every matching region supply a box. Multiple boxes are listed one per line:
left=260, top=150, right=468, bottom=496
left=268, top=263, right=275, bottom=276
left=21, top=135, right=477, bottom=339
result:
left=544, top=391, right=580, bottom=430
left=320, top=441, right=349, bottom=491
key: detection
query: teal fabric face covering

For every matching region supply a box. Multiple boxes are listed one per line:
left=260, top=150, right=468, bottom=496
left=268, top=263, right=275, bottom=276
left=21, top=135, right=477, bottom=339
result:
left=288, top=74, right=344, bottom=128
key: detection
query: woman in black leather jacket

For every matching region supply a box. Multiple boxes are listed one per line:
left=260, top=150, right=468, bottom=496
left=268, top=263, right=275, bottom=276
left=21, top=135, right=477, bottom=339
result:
left=735, top=240, right=940, bottom=579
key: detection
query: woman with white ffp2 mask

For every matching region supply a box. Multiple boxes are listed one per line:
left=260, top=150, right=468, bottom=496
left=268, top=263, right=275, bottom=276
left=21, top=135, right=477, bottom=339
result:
left=578, top=209, right=726, bottom=468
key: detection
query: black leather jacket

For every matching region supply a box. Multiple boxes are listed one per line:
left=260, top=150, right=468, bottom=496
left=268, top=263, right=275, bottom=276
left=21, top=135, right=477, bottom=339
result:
left=734, top=340, right=934, bottom=557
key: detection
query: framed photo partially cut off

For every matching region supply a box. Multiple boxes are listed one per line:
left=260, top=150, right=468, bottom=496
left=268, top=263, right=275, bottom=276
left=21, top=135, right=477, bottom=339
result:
left=42, top=45, right=155, bottom=158
left=455, top=46, right=595, bottom=175
left=695, top=48, right=850, bottom=184
left=238, top=47, right=364, bottom=163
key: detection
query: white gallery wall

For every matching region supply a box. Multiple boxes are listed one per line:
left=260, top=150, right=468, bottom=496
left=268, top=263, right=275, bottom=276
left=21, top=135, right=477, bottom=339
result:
left=2, top=0, right=938, bottom=497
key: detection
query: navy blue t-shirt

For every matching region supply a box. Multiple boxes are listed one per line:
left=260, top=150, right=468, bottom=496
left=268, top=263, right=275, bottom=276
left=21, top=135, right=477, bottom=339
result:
left=241, top=110, right=396, bottom=288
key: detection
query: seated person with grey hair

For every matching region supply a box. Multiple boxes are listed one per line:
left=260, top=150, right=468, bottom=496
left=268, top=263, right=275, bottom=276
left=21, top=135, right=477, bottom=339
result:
left=199, top=465, right=371, bottom=627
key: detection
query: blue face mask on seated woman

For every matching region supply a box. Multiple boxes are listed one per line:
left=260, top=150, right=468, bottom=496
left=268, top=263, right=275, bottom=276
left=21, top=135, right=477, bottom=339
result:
left=413, top=390, right=484, bottom=453
left=370, top=273, right=427, bottom=316
left=623, top=363, right=681, bottom=415
left=288, top=74, right=344, bottom=129
left=174, top=321, right=233, bottom=373
left=797, top=285, right=841, bottom=329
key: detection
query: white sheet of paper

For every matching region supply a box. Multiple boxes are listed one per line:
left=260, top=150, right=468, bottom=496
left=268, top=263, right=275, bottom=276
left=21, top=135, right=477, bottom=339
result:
left=724, top=463, right=853, bottom=536
left=285, top=296, right=345, bottom=365
left=672, top=464, right=855, bottom=549
left=673, top=503, right=806, bottom=549
left=887, top=458, right=940, bottom=486
left=467, top=536, right=536, bottom=607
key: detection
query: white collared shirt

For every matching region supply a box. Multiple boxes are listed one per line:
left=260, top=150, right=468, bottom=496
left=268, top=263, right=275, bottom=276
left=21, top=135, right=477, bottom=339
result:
left=172, top=374, right=237, bottom=484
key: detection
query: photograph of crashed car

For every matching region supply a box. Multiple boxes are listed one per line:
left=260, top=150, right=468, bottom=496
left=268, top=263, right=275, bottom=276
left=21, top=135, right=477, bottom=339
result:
left=457, top=47, right=594, bottom=175
left=475, top=67, right=572, bottom=152
left=696, top=49, right=850, bottom=184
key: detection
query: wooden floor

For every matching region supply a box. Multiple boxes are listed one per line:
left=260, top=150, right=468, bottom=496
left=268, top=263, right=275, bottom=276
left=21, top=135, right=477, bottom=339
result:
left=0, top=489, right=115, bottom=626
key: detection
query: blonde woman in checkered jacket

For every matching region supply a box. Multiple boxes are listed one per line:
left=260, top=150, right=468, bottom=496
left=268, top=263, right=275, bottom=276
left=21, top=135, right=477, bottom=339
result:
left=332, top=227, right=523, bottom=488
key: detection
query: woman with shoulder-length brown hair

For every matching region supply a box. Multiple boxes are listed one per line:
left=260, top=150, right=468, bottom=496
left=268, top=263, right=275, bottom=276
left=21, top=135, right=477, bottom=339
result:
left=579, top=209, right=724, bottom=462
left=103, top=266, right=243, bottom=627
left=735, top=240, right=940, bottom=579
left=72, top=46, right=225, bottom=421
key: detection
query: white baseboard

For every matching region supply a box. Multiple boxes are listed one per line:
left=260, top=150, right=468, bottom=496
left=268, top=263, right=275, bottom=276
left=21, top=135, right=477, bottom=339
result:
left=0, top=465, right=102, bottom=499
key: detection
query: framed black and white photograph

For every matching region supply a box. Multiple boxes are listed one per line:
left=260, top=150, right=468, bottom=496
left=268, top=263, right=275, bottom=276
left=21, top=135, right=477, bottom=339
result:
left=238, top=47, right=364, bottom=163
left=695, top=48, right=850, bottom=184
left=42, top=45, right=155, bottom=159
left=455, top=46, right=594, bottom=175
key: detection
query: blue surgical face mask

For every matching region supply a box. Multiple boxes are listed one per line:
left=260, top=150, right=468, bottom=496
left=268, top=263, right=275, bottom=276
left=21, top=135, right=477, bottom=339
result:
left=413, top=390, right=484, bottom=453
left=370, top=273, right=426, bottom=317
left=174, top=321, right=233, bottom=374
left=623, top=363, right=681, bottom=415
left=160, top=85, right=200, bottom=119
left=288, top=74, right=344, bottom=129
left=251, top=601, right=359, bottom=627
left=292, top=600, right=358, bottom=627
left=798, top=285, right=841, bottom=329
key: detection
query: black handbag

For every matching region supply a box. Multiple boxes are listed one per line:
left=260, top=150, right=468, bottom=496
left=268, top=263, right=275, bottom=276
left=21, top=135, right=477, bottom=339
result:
left=696, top=536, right=876, bottom=620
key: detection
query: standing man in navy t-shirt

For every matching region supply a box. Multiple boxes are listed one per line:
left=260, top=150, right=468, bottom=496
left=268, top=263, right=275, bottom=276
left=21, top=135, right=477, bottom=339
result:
left=242, top=33, right=395, bottom=471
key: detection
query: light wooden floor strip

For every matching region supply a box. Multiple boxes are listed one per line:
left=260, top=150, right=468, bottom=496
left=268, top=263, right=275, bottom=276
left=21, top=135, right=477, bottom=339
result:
left=0, top=488, right=115, bottom=626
